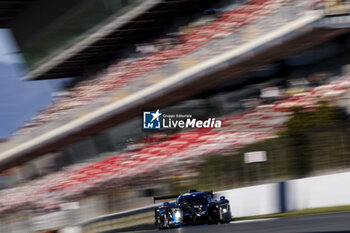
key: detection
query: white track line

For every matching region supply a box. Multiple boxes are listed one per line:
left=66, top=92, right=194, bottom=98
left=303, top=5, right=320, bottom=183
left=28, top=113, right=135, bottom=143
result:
left=231, top=218, right=279, bottom=224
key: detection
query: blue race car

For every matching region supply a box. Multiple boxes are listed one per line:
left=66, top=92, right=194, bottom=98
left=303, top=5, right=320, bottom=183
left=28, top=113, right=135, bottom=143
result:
left=154, top=190, right=231, bottom=229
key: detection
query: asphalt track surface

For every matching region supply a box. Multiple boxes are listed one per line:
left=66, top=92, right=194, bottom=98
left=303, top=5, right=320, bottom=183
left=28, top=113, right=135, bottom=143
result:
left=139, top=212, right=350, bottom=233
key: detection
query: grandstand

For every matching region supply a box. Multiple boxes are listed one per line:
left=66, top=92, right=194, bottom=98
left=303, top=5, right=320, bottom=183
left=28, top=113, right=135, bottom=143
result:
left=2, top=0, right=350, bottom=232
left=1, top=0, right=350, bottom=171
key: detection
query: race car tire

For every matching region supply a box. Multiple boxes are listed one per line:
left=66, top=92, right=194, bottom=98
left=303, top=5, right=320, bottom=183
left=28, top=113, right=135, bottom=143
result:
left=157, top=214, right=169, bottom=229
left=163, top=215, right=170, bottom=229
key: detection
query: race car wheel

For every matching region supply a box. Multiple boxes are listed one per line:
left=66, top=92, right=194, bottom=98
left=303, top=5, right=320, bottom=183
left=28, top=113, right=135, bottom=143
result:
left=157, top=214, right=168, bottom=229
left=156, top=214, right=162, bottom=229
left=162, top=215, right=170, bottom=229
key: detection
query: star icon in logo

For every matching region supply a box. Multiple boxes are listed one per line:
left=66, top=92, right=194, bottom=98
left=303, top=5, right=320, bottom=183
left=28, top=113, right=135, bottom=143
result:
left=151, top=109, right=162, bottom=122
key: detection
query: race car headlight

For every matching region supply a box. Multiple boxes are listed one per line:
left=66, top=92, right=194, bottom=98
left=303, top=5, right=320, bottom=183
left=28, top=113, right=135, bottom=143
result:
left=221, top=205, right=228, bottom=214
left=171, top=208, right=183, bottom=219
left=175, top=211, right=182, bottom=219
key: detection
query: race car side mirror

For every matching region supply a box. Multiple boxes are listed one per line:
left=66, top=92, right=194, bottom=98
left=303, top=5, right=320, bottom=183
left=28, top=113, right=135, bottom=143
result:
left=220, top=196, right=225, bottom=201
left=164, top=202, right=169, bottom=206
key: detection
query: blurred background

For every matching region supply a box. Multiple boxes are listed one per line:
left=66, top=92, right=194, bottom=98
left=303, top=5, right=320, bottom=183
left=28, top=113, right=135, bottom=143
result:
left=2, top=0, right=350, bottom=232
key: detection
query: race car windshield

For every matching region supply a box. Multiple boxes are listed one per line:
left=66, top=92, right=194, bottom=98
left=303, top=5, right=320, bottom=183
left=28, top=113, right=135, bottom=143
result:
left=178, top=195, right=209, bottom=205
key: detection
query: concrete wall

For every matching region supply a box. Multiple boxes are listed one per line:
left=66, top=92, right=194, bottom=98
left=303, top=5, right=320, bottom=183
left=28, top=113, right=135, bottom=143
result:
left=216, top=183, right=280, bottom=218
left=287, top=171, right=350, bottom=211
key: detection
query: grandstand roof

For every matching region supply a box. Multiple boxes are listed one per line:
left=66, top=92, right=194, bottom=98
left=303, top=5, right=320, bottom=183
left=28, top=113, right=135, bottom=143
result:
left=0, top=0, right=36, bottom=27
left=24, top=0, right=208, bottom=80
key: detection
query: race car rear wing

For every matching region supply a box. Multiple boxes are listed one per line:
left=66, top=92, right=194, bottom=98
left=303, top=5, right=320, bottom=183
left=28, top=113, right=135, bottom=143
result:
left=153, top=190, right=214, bottom=204
left=153, top=194, right=179, bottom=204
